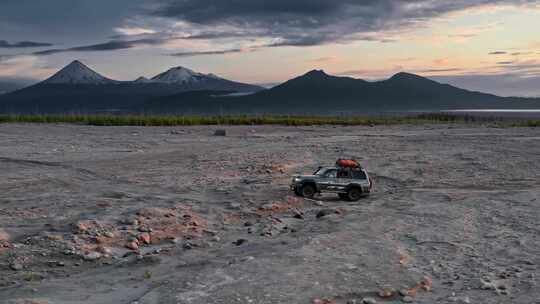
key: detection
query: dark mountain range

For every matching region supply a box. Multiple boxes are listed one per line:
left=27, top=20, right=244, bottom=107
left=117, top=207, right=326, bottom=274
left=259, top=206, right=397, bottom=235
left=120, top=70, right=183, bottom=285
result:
left=241, top=70, right=537, bottom=112
left=138, top=70, right=540, bottom=115
left=1, top=62, right=539, bottom=114
left=0, top=78, right=36, bottom=95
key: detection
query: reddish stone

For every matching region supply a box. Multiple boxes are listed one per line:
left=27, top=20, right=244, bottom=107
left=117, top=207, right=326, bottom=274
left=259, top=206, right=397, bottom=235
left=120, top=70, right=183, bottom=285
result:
left=126, top=240, right=139, bottom=250
left=96, top=246, right=112, bottom=255
left=75, top=222, right=90, bottom=233
left=378, top=287, right=396, bottom=298
left=138, top=233, right=151, bottom=245
left=0, top=229, right=10, bottom=242
left=95, top=236, right=108, bottom=244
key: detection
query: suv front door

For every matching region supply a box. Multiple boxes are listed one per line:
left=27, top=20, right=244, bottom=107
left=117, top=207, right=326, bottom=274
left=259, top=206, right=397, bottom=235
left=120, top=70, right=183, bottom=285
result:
left=319, top=169, right=338, bottom=190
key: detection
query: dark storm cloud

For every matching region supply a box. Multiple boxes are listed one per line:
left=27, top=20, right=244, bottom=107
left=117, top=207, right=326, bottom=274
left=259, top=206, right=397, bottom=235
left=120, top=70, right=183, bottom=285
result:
left=32, top=39, right=163, bottom=56
left=149, top=0, right=540, bottom=46
left=0, top=40, right=53, bottom=48
left=0, top=0, right=148, bottom=41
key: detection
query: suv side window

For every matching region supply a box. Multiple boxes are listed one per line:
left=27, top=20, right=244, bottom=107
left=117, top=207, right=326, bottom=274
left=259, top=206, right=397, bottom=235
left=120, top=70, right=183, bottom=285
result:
left=324, top=169, right=337, bottom=178
left=352, top=170, right=367, bottom=180
left=337, top=169, right=351, bottom=178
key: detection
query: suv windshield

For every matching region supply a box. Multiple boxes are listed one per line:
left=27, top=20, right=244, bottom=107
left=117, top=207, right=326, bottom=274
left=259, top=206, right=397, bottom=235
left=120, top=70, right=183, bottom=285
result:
left=314, top=168, right=337, bottom=178
left=313, top=167, right=325, bottom=175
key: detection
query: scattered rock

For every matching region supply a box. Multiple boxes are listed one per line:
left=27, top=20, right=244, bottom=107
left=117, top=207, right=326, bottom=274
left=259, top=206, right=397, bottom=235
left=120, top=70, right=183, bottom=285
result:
left=361, top=297, right=377, bottom=304
left=313, top=299, right=336, bottom=304
left=122, top=218, right=139, bottom=226
left=96, top=246, right=112, bottom=255
left=316, top=209, right=337, bottom=219
left=138, top=226, right=152, bottom=233
left=0, top=229, right=10, bottom=252
left=292, top=209, right=304, bottom=219
left=74, top=221, right=90, bottom=234
left=378, top=287, right=396, bottom=298
left=214, top=130, right=227, bottom=136
left=479, top=279, right=495, bottom=290
left=402, top=296, right=414, bottom=303
left=420, top=276, right=433, bottom=291
left=10, top=262, right=23, bottom=271
left=233, top=239, right=248, bottom=246
left=138, top=233, right=151, bottom=245
left=83, top=252, right=102, bottom=261
left=46, top=234, right=62, bottom=241
left=449, top=296, right=471, bottom=303
left=126, top=240, right=139, bottom=250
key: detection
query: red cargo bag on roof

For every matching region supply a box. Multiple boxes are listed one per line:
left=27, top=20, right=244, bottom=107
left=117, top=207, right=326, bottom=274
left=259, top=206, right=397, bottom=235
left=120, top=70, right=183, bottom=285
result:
left=336, top=159, right=360, bottom=168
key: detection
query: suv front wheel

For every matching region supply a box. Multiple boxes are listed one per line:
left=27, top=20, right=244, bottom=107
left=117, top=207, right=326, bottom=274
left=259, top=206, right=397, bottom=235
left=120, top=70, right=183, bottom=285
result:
left=347, top=187, right=362, bottom=202
left=301, top=184, right=316, bottom=199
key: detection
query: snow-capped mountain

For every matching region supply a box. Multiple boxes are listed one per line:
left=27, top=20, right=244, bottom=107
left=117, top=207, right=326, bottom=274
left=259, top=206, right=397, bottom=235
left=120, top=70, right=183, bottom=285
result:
left=150, top=66, right=215, bottom=84
left=145, top=66, right=263, bottom=92
left=37, top=61, right=263, bottom=92
left=41, top=60, right=117, bottom=85
left=0, top=60, right=265, bottom=113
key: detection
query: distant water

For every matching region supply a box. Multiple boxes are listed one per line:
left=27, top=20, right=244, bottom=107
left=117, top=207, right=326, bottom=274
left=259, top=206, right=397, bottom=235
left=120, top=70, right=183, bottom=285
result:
left=444, top=109, right=540, bottom=119
left=447, top=109, right=540, bottom=113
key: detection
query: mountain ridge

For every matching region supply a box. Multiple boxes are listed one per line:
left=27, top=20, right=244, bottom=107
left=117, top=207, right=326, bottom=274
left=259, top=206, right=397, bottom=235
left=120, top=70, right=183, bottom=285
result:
left=1, top=63, right=539, bottom=114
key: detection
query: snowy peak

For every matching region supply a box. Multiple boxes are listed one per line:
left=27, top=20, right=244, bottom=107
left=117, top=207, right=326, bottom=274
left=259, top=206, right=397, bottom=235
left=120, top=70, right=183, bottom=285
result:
left=151, top=66, right=203, bottom=84
left=150, top=66, right=222, bottom=84
left=134, top=76, right=152, bottom=83
left=42, top=60, right=116, bottom=85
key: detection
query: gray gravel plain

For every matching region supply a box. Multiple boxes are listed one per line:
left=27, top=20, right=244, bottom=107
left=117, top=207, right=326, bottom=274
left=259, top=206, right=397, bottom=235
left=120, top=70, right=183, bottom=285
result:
left=0, top=124, right=539, bottom=304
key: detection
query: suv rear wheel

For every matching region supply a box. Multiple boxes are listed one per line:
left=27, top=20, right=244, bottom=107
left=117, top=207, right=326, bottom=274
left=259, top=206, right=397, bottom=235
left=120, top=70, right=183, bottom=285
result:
left=301, top=184, right=316, bottom=199
left=347, top=187, right=362, bottom=202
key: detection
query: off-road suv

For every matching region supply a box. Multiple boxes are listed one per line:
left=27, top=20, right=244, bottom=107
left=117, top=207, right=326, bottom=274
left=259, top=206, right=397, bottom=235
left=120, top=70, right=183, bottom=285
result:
left=290, top=161, right=372, bottom=201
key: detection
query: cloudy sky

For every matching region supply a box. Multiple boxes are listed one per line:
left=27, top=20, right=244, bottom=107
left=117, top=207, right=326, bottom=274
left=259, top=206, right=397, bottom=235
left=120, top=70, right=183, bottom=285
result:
left=1, top=0, right=540, bottom=96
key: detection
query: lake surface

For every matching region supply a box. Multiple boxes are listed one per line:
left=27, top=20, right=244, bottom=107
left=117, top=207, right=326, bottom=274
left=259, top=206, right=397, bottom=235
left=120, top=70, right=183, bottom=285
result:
left=444, top=109, right=540, bottom=118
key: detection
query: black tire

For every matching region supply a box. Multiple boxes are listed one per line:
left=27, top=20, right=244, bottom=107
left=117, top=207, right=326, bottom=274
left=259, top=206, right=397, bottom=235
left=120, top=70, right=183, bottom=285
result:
left=347, top=187, right=362, bottom=202
left=301, top=184, right=316, bottom=199
left=338, top=193, right=348, bottom=201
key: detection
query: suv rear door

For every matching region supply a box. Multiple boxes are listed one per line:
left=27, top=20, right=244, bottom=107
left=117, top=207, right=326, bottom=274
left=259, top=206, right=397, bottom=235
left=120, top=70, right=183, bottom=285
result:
left=336, top=169, right=352, bottom=191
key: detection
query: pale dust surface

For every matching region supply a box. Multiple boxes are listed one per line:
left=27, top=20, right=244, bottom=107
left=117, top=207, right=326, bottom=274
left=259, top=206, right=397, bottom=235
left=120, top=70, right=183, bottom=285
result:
left=0, top=124, right=539, bottom=304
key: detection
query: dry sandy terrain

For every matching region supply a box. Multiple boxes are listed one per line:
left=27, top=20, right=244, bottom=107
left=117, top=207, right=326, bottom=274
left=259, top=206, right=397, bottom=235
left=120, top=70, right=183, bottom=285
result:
left=0, top=124, right=539, bottom=304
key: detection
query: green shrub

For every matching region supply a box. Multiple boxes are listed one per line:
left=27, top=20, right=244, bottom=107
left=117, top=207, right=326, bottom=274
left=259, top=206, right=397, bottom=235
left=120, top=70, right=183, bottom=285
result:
left=0, top=114, right=538, bottom=127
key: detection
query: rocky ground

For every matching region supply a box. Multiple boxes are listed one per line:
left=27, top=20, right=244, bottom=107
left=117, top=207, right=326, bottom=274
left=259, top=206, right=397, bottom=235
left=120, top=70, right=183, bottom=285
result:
left=0, top=124, right=538, bottom=304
